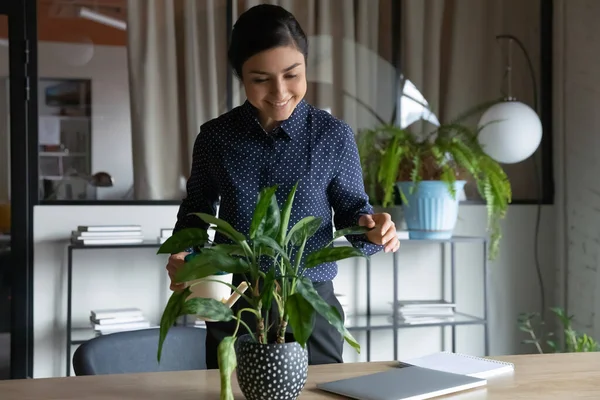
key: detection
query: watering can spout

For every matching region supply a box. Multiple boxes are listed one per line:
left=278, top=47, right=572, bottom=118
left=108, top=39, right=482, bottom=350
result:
left=224, top=281, right=249, bottom=309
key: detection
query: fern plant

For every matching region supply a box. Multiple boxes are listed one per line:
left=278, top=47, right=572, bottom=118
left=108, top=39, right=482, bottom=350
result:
left=356, top=99, right=511, bottom=260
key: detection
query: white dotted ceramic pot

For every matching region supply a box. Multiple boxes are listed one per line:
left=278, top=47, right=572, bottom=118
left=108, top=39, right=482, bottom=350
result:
left=235, top=333, right=308, bottom=400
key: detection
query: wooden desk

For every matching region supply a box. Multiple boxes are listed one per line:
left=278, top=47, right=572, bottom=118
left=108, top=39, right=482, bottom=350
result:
left=2, top=353, right=600, bottom=399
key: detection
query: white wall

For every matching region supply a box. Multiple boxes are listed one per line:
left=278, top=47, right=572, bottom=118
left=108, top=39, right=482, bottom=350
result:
left=33, top=204, right=555, bottom=377
left=0, top=42, right=132, bottom=200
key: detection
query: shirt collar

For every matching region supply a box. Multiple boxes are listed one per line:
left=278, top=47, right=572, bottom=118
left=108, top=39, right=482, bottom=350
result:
left=241, top=99, right=309, bottom=140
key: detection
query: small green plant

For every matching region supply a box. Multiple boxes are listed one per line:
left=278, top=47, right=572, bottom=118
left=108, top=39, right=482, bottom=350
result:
left=156, top=182, right=368, bottom=400
left=518, top=307, right=600, bottom=353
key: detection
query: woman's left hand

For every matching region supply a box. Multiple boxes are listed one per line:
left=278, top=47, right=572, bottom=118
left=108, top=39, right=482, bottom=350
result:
left=358, top=213, right=400, bottom=253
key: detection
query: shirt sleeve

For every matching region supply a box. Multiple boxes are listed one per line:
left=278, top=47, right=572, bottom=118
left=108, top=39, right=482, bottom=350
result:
left=327, top=123, right=384, bottom=256
left=173, top=127, right=220, bottom=238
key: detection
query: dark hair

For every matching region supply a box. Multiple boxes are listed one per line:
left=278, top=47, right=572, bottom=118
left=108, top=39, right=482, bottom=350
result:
left=228, top=4, right=308, bottom=79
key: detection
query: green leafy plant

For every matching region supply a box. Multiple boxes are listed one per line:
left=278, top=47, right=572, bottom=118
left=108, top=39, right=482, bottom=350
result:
left=355, top=96, right=511, bottom=260
left=518, top=307, right=600, bottom=353
left=156, top=182, right=368, bottom=400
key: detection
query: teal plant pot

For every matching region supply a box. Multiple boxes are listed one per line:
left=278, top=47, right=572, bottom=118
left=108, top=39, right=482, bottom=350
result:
left=396, top=180, right=466, bottom=240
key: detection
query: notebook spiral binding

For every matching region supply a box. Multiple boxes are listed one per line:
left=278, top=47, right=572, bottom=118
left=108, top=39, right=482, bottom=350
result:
left=440, top=351, right=514, bottom=366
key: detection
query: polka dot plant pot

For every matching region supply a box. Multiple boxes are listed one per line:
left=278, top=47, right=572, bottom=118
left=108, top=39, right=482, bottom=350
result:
left=234, top=333, right=309, bottom=400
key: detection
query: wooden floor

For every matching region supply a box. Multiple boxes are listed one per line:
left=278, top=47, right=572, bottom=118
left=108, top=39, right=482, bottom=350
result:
left=0, top=333, right=9, bottom=379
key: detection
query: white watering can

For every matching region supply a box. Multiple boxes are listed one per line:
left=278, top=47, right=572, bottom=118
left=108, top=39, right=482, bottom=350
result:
left=186, top=273, right=249, bottom=321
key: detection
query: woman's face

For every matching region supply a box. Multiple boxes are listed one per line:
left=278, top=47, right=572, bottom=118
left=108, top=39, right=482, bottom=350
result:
left=241, top=45, right=307, bottom=130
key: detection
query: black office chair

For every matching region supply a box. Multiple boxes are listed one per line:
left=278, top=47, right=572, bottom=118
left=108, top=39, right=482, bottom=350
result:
left=72, top=326, right=207, bottom=375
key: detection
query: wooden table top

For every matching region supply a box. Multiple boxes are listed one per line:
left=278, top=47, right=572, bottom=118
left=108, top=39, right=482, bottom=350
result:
left=2, top=352, right=600, bottom=399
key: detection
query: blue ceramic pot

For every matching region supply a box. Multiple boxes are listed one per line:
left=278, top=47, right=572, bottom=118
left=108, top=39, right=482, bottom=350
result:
left=396, top=180, right=466, bottom=240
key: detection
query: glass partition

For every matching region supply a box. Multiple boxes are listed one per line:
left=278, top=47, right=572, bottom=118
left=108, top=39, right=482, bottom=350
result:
left=35, top=0, right=548, bottom=203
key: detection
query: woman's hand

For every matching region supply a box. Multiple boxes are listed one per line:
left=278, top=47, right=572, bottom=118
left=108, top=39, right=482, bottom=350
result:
left=358, top=213, right=400, bottom=253
left=166, top=252, right=190, bottom=291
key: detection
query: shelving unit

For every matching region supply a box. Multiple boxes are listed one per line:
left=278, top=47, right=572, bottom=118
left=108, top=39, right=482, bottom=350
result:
left=65, top=241, right=161, bottom=376
left=345, top=235, right=489, bottom=362
left=64, top=235, right=489, bottom=375
left=38, top=78, right=92, bottom=200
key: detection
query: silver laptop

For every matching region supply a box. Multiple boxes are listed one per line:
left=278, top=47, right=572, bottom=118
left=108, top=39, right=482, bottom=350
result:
left=316, top=365, right=486, bottom=400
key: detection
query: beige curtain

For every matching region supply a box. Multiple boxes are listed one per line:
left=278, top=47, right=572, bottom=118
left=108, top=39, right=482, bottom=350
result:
left=401, top=0, right=541, bottom=199
left=126, top=0, right=229, bottom=200
left=126, top=0, right=540, bottom=200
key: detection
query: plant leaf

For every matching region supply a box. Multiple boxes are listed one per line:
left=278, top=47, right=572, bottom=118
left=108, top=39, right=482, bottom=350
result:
left=212, top=243, right=247, bottom=257
left=193, top=213, right=246, bottom=243
left=333, top=226, right=371, bottom=241
left=278, top=181, right=299, bottom=246
left=156, top=228, right=209, bottom=254
left=249, top=185, right=280, bottom=239
left=295, top=277, right=360, bottom=353
left=182, top=297, right=234, bottom=322
left=217, top=336, right=237, bottom=400
left=254, top=236, right=290, bottom=264
left=305, top=246, right=367, bottom=269
left=157, top=288, right=190, bottom=362
left=286, top=293, right=315, bottom=347
left=286, top=216, right=322, bottom=247
left=174, top=249, right=249, bottom=283
left=260, top=268, right=276, bottom=312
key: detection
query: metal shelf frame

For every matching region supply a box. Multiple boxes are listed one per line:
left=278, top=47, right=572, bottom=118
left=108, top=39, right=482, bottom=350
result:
left=64, top=236, right=489, bottom=375
left=345, top=235, right=489, bottom=362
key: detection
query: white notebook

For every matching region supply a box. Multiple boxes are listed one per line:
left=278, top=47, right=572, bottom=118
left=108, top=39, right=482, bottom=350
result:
left=399, top=352, right=514, bottom=379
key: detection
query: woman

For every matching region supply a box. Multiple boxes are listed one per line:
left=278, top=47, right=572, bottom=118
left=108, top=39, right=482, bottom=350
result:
left=167, top=4, right=400, bottom=369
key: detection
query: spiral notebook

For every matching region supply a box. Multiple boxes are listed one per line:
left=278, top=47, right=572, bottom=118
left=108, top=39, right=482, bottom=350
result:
left=399, top=351, right=514, bottom=379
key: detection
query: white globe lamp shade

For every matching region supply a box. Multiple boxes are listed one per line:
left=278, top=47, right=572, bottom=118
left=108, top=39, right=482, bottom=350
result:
left=477, top=101, right=542, bottom=164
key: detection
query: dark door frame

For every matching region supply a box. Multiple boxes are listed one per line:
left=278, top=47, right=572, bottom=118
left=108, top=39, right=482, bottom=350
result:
left=1, top=0, right=553, bottom=380
left=2, top=0, right=38, bottom=379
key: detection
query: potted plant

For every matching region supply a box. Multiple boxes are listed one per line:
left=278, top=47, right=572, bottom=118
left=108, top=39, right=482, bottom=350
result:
left=356, top=98, right=511, bottom=259
left=156, top=182, right=368, bottom=400
left=518, top=307, right=600, bottom=353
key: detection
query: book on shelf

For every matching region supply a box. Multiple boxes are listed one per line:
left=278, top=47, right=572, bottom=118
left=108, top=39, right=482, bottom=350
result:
left=389, top=300, right=456, bottom=324
left=90, top=307, right=151, bottom=335
left=78, top=225, right=142, bottom=232
left=388, top=315, right=456, bottom=324
left=72, top=225, right=144, bottom=245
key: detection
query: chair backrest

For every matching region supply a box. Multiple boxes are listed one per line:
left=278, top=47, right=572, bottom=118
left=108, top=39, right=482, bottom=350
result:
left=72, top=326, right=207, bottom=375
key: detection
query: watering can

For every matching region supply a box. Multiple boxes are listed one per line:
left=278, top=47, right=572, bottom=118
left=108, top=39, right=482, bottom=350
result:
left=184, top=252, right=249, bottom=311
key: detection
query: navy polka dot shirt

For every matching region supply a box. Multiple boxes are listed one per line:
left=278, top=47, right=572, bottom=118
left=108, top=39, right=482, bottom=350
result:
left=174, top=99, right=383, bottom=282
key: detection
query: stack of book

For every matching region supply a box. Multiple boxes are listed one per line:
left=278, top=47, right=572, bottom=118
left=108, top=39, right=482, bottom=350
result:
left=389, top=300, right=456, bottom=325
left=71, top=225, right=144, bottom=245
left=90, top=307, right=151, bottom=335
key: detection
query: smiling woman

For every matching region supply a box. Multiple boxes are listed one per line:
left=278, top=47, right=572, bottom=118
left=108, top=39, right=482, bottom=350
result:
left=230, top=4, right=308, bottom=132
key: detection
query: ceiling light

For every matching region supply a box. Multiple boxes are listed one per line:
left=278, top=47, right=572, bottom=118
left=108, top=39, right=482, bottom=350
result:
left=79, top=7, right=126, bottom=31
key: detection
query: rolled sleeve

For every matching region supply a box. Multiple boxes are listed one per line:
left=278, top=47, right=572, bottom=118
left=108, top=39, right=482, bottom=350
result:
left=327, top=124, right=384, bottom=256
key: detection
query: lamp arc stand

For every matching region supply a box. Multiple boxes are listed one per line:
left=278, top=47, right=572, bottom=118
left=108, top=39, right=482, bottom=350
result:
left=495, top=33, right=546, bottom=325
